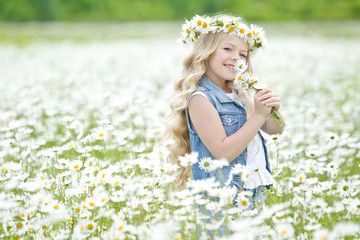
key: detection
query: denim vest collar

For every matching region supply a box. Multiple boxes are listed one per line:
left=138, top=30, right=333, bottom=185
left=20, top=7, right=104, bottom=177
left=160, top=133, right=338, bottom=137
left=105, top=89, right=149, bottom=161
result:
left=199, top=75, right=245, bottom=108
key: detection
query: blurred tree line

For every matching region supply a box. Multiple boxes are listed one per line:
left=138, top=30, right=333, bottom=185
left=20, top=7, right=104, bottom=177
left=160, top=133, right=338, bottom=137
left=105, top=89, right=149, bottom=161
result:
left=0, top=0, right=359, bottom=22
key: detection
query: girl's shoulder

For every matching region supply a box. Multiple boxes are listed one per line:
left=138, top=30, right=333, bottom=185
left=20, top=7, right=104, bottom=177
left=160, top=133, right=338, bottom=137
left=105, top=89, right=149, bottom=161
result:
left=188, top=86, right=214, bottom=102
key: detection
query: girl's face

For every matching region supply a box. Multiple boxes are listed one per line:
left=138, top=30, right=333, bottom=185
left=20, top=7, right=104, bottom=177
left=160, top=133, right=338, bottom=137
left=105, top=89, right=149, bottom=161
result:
left=205, top=34, right=249, bottom=84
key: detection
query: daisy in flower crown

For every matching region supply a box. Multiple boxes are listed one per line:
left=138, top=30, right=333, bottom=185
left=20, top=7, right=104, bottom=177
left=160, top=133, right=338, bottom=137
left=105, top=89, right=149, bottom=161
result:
left=164, top=14, right=284, bottom=208
left=179, top=14, right=267, bottom=52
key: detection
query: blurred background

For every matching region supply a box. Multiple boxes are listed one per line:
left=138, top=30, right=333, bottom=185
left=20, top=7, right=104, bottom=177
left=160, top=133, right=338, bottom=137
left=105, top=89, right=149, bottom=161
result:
left=1, top=0, right=359, bottom=45
left=0, top=0, right=359, bottom=22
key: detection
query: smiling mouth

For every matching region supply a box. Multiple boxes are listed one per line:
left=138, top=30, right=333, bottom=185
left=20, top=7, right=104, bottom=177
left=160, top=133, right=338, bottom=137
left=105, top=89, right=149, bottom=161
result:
left=224, top=64, right=236, bottom=71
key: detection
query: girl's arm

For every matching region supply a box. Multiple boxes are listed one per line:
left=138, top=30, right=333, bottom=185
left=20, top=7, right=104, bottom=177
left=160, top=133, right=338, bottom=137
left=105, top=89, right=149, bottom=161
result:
left=257, top=88, right=284, bottom=135
left=261, top=113, right=284, bottom=135
left=188, top=90, right=271, bottom=163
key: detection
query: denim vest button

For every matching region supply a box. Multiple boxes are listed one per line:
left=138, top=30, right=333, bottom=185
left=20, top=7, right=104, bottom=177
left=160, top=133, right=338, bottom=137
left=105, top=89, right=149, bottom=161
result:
left=227, top=117, right=231, bottom=123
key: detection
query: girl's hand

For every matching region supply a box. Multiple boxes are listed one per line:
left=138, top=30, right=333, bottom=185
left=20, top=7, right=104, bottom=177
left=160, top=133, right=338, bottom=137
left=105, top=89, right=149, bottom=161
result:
left=254, top=91, right=271, bottom=118
left=256, top=88, right=281, bottom=112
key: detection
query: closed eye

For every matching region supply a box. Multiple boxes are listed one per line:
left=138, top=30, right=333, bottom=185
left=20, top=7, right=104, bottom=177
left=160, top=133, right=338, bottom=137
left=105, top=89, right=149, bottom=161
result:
left=224, top=47, right=232, bottom=51
left=240, top=54, right=247, bottom=58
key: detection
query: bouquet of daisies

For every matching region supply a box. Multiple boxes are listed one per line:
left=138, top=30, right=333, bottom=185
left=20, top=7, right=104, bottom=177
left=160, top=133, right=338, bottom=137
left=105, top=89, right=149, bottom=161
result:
left=233, top=60, right=286, bottom=128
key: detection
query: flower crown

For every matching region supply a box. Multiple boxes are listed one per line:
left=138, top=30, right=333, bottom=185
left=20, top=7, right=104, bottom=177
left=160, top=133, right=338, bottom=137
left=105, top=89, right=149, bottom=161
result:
left=180, top=15, right=267, bottom=53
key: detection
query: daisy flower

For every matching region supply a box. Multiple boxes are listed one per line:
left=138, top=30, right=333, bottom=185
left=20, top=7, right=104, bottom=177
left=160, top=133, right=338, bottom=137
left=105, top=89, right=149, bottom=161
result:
left=208, top=158, right=229, bottom=171
left=250, top=24, right=267, bottom=48
left=198, top=157, right=212, bottom=172
left=230, top=163, right=247, bottom=175
left=234, top=59, right=247, bottom=74
left=313, top=228, right=330, bottom=240
left=337, top=179, right=351, bottom=197
left=94, top=192, right=109, bottom=207
left=62, top=115, right=74, bottom=123
left=85, top=197, right=97, bottom=209
left=67, top=160, right=83, bottom=171
left=230, top=163, right=250, bottom=181
left=235, top=191, right=253, bottom=210
left=236, top=22, right=249, bottom=39
left=62, top=141, right=77, bottom=151
left=92, top=128, right=107, bottom=141
left=330, top=222, right=360, bottom=238
left=178, top=152, right=199, bottom=167
left=187, top=177, right=219, bottom=194
left=195, top=15, right=212, bottom=34
left=47, top=200, right=66, bottom=214
left=275, top=223, right=295, bottom=239
left=240, top=167, right=251, bottom=182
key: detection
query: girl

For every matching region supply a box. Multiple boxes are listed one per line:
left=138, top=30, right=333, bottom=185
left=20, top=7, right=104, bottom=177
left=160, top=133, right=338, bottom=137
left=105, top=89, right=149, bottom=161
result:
left=164, top=14, right=283, bottom=208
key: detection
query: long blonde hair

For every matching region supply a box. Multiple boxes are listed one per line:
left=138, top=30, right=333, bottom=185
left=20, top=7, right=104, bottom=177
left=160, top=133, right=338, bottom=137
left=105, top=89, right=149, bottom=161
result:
left=162, top=31, right=254, bottom=190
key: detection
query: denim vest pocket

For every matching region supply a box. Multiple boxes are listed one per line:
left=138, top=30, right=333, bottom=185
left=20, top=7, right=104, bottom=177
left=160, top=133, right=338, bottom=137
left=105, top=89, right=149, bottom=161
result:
left=219, top=113, right=239, bottom=136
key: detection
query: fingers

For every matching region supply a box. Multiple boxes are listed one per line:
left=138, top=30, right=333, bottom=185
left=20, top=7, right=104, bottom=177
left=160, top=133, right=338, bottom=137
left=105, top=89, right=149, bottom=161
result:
left=255, top=88, right=281, bottom=111
left=258, top=92, right=278, bottom=102
left=257, top=89, right=279, bottom=102
left=256, top=88, right=272, bottom=96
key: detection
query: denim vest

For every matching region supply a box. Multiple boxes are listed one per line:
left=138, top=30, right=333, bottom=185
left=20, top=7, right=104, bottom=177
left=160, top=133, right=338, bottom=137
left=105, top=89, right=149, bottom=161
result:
left=185, top=75, right=271, bottom=190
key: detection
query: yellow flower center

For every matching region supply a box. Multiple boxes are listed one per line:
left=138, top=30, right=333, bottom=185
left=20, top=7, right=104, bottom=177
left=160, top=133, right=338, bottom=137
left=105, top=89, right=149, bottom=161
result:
left=75, top=208, right=81, bottom=213
left=20, top=214, right=25, bottom=217
left=197, top=20, right=201, bottom=26
left=228, top=27, right=234, bottom=32
left=240, top=28, right=245, bottom=34
left=281, top=230, right=287, bottom=235
left=89, top=202, right=95, bottom=207
left=74, top=165, right=79, bottom=169
left=99, top=133, right=104, bottom=137
left=1, top=168, right=6, bottom=172
left=242, top=200, right=247, bottom=206
left=87, top=224, right=94, bottom=230
left=202, top=22, right=207, bottom=28
left=118, top=226, right=123, bottom=230
left=309, top=167, right=314, bottom=171
left=246, top=173, right=250, bottom=178
left=53, top=205, right=59, bottom=210
left=67, top=218, right=72, bottom=222
left=186, top=29, right=190, bottom=34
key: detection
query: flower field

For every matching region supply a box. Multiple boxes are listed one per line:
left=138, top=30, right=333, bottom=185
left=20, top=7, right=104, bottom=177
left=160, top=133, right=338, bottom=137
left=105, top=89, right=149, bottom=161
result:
left=0, top=22, right=359, bottom=239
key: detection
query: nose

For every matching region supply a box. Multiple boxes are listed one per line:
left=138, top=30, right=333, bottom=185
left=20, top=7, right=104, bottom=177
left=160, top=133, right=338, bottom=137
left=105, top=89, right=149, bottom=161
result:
left=232, top=52, right=240, bottom=61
